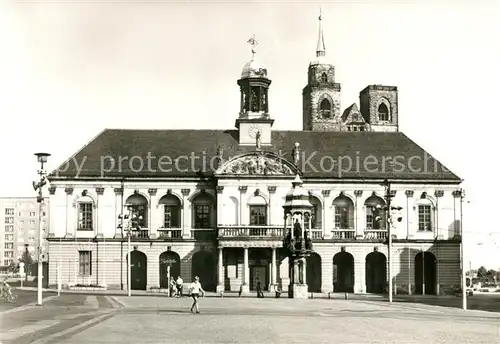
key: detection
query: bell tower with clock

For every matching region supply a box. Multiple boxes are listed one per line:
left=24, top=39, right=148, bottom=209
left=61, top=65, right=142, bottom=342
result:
left=235, top=35, right=274, bottom=146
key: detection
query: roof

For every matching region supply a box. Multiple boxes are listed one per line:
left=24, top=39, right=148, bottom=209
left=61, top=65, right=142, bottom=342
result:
left=49, top=129, right=461, bottom=182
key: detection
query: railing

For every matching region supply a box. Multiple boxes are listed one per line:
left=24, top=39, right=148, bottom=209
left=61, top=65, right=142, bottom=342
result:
left=364, top=229, right=388, bottom=240
left=310, top=230, right=323, bottom=239
left=331, top=229, right=355, bottom=239
left=130, top=229, right=150, bottom=239
left=191, top=229, right=217, bottom=240
left=157, top=228, right=182, bottom=239
left=218, top=226, right=284, bottom=238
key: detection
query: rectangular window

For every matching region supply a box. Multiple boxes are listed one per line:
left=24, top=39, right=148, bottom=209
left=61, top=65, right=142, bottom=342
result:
left=249, top=205, right=267, bottom=226
left=163, top=205, right=180, bottom=228
left=194, top=205, right=210, bottom=228
left=79, top=251, right=92, bottom=275
left=5, top=234, right=14, bottom=241
left=78, top=203, right=93, bottom=230
left=5, top=208, right=14, bottom=215
left=29, top=212, right=36, bottom=217
left=418, top=205, right=432, bottom=231
left=5, top=225, right=14, bottom=232
left=28, top=220, right=35, bottom=225
left=5, top=217, right=14, bottom=224
left=4, top=251, right=13, bottom=258
left=4, top=243, right=14, bottom=249
left=4, top=259, right=13, bottom=266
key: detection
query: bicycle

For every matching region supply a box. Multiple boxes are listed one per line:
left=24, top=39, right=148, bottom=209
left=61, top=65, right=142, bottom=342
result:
left=1, top=287, right=18, bottom=304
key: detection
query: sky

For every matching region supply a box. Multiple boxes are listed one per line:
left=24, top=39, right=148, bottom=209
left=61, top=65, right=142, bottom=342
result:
left=1, top=0, right=499, bottom=269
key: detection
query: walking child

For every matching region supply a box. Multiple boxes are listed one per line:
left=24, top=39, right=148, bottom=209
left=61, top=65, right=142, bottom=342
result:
left=189, top=276, right=205, bottom=314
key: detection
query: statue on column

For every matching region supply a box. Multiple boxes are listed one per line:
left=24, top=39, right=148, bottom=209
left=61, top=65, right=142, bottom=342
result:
left=293, top=219, right=301, bottom=242
left=256, top=130, right=261, bottom=149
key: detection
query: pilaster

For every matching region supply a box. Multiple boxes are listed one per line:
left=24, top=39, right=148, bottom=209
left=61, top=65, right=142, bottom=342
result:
left=114, top=187, right=123, bottom=238
left=268, top=186, right=276, bottom=225
left=434, top=190, right=444, bottom=240
left=148, top=188, right=158, bottom=238
left=216, top=186, right=224, bottom=226
left=48, top=187, right=57, bottom=237
left=354, top=190, right=364, bottom=238
left=238, top=186, right=248, bottom=226
left=405, top=190, right=414, bottom=239
left=65, top=187, right=74, bottom=238
left=95, top=187, right=105, bottom=238
left=181, top=189, right=191, bottom=238
left=321, top=189, right=331, bottom=239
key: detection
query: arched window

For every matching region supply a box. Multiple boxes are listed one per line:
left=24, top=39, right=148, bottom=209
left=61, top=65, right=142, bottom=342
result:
left=77, top=195, right=94, bottom=230
left=333, top=194, right=354, bottom=229
left=378, top=103, right=390, bottom=121
left=319, top=98, right=332, bottom=118
left=364, top=195, right=386, bottom=230
left=159, top=194, right=181, bottom=228
left=308, top=196, right=322, bottom=229
left=125, top=193, right=148, bottom=228
left=321, top=73, right=328, bottom=83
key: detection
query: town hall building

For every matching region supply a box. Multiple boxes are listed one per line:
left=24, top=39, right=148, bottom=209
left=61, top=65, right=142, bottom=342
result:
left=45, top=14, right=463, bottom=296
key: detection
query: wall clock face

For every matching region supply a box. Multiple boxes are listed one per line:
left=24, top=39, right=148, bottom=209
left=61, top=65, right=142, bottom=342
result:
left=248, top=124, right=261, bottom=138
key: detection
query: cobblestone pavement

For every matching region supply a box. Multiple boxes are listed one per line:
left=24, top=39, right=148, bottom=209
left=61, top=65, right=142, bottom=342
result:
left=1, top=294, right=499, bottom=344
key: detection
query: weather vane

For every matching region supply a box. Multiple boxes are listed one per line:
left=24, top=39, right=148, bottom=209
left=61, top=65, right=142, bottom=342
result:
left=247, top=34, right=258, bottom=59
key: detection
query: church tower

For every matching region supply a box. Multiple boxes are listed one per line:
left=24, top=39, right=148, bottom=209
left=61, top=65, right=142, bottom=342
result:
left=235, top=35, right=274, bottom=146
left=302, top=10, right=342, bottom=131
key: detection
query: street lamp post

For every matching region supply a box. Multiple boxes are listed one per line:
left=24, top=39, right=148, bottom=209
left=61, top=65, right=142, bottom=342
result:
left=33, top=152, right=50, bottom=306
left=460, top=189, right=466, bottom=310
left=118, top=207, right=132, bottom=297
left=383, top=179, right=394, bottom=302
left=380, top=179, right=403, bottom=303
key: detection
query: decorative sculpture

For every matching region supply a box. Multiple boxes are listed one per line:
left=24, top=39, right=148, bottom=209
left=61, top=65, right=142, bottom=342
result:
left=293, top=142, right=300, bottom=165
left=216, top=152, right=295, bottom=176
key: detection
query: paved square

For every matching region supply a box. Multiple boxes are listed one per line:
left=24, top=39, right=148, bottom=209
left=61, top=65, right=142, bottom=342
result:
left=2, top=294, right=499, bottom=343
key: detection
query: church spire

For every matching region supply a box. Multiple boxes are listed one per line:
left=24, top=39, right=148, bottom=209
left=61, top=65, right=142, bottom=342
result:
left=316, top=7, right=326, bottom=58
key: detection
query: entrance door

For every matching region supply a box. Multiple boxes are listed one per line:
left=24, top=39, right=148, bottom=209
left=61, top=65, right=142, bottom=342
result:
left=130, top=251, right=147, bottom=290
left=250, top=265, right=268, bottom=291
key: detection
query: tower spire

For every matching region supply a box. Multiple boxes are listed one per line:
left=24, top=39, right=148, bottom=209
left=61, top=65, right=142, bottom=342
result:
left=316, top=7, right=326, bottom=58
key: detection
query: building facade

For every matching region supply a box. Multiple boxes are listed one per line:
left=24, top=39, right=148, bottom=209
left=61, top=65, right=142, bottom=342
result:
left=46, top=15, right=463, bottom=295
left=0, top=197, right=49, bottom=270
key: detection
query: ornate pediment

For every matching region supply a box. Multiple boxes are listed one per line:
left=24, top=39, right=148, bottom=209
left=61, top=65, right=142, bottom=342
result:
left=215, top=152, right=297, bottom=176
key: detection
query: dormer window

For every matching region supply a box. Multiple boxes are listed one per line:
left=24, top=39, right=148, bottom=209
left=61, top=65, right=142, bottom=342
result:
left=320, top=73, right=328, bottom=83
left=378, top=103, right=390, bottom=121
left=319, top=98, right=332, bottom=118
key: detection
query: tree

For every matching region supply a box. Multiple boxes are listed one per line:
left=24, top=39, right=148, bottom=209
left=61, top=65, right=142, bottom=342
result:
left=477, top=266, right=487, bottom=278
left=7, top=261, right=18, bottom=273
left=19, top=249, right=34, bottom=277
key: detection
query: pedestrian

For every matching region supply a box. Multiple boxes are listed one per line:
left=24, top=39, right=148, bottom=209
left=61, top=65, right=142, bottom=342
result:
left=189, top=276, right=205, bottom=314
left=176, top=276, right=184, bottom=297
left=256, top=279, right=264, bottom=298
